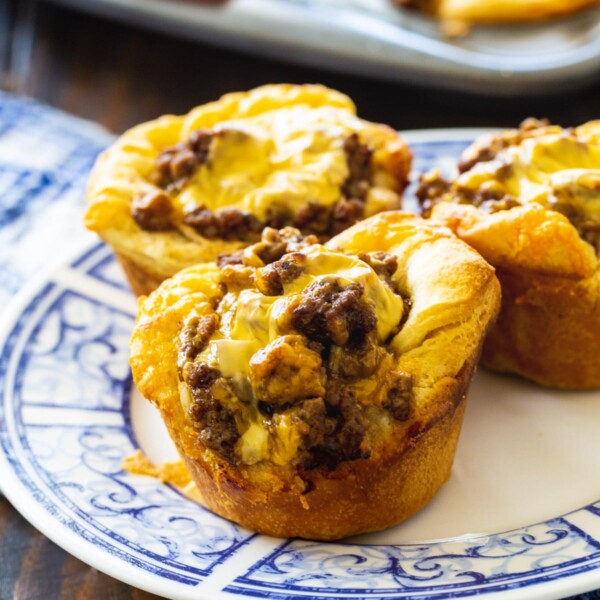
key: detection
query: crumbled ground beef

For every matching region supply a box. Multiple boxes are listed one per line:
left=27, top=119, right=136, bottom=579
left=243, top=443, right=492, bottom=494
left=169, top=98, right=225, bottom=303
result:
left=458, top=118, right=549, bottom=173
left=191, top=392, right=239, bottom=462
left=218, top=264, right=255, bottom=292
left=144, top=130, right=376, bottom=239
left=152, top=129, right=215, bottom=192
left=217, top=227, right=317, bottom=272
left=297, top=387, right=369, bottom=470
left=290, top=134, right=374, bottom=237
left=328, top=337, right=381, bottom=379
left=342, top=133, right=373, bottom=202
left=255, top=252, right=307, bottom=296
left=131, top=190, right=175, bottom=231
left=291, top=280, right=376, bottom=347
left=186, top=364, right=240, bottom=463
left=216, top=252, right=244, bottom=269
left=293, top=202, right=331, bottom=235
left=249, top=335, right=326, bottom=411
left=183, top=207, right=263, bottom=241
left=416, top=170, right=452, bottom=218
left=255, top=240, right=288, bottom=265
left=185, top=361, right=220, bottom=390
left=383, top=371, right=413, bottom=421
left=330, top=197, right=365, bottom=235
left=417, top=170, right=522, bottom=217
left=291, top=397, right=335, bottom=464
left=178, top=313, right=220, bottom=371
left=358, top=251, right=398, bottom=279
left=179, top=223, right=415, bottom=470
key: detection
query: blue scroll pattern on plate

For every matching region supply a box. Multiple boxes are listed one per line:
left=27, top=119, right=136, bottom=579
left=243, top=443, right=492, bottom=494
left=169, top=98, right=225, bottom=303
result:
left=229, top=516, right=600, bottom=597
left=0, top=262, right=252, bottom=584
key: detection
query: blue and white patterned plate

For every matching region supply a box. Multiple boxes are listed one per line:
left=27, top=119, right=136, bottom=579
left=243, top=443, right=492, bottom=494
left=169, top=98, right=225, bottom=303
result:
left=1, top=131, right=600, bottom=600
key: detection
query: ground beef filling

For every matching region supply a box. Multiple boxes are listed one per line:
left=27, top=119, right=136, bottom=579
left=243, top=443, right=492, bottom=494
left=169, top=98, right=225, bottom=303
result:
left=134, top=131, right=376, bottom=238
left=185, top=363, right=239, bottom=461
left=152, top=129, right=215, bottom=192
left=182, top=232, right=412, bottom=469
left=417, top=167, right=600, bottom=248
left=417, top=171, right=523, bottom=218
left=458, top=118, right=550, bottom=173
left=183, top=207, right=264, bottom=242
left=131, top=190, right=175, bottom=231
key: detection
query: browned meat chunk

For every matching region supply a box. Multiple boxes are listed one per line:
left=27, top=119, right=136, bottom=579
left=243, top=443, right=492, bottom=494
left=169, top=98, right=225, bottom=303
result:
left=291, top=280, right=376, bottom=347
left=249, top=335, right=326, bottom=411
left=328, top=336, right=382, bottom=379
left=183, top=207, right=263, bottom=241
left=330, top=197, right=364, bottom=235
left=152, top=129, right=215, bottom=192
left=190, top=393, right=239, bottom=462
left=216, top=252, right=244, bottom=269
left=291, top=397, right=335, bottom=465
left=186, top=364, right=240, bottom=463
left=358, top=251, right=398, bottom=279
left=131, top=190, right=174, bottom=231
left=255, top=252, right=307, bottom=296
left=293, top=202, right=331, bottom=235
left=383, top=371, right=412, bottom=421
left=297, top=386, right=369, bottom=469
left=218, top=264, right=255, bottom=292
left=178, top=313, right=220, bottom=370
left=342, top=133, right=373, bottom=202
left=458, top=118, right=549, bottom=173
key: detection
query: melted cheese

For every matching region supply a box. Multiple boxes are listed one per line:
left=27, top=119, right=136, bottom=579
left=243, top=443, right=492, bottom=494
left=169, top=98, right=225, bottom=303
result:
left=174, top=106, right=374, bottom=221
left=197, top=245, right=404, bottom=464
left=203, top=245, right=403, bottom=378
left=458, top=129, right=600, bottom=218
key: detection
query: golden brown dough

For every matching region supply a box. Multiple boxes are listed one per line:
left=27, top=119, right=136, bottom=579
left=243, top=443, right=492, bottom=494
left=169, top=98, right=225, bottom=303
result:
left=129, top=212, right=500, bottom=540
left=85, top=84, right=411, bottom=296
left=395, top=0, right=598, bottom=24
left=423, top=119, right=600, bottom=388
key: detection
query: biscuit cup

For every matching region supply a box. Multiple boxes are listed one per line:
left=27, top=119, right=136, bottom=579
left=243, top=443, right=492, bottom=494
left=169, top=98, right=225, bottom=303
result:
left=424, top=119, right=600, bottom=388
left=85, top=84, right=411, bottom=296
left=130, top=213, right=500, bottom=539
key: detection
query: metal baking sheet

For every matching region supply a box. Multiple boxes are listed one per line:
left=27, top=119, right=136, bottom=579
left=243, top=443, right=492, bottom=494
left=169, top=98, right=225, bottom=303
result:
left=45, top=0, right=600, bottom=95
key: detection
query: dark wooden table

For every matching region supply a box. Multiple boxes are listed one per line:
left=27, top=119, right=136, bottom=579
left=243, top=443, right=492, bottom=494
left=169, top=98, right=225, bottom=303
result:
left=2, top=2, right=600, bottom=598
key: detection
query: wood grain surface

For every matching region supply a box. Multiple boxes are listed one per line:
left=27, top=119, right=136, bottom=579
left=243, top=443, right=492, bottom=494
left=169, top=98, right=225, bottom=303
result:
left=2, top=1, right=599, bottom=598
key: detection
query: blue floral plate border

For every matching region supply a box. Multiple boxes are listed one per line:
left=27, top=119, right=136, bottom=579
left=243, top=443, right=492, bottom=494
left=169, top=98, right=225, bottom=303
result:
left=1, top=131, right=599, bottom=600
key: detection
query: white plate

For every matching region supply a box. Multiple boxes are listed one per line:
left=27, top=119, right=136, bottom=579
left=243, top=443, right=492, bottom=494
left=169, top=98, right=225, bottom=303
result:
left=1, top=132, right=600, bottom=600
left=45, top=0, right=600, bottom=95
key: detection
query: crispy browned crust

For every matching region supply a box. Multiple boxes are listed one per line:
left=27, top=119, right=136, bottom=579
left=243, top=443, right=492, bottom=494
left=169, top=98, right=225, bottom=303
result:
left=482, top=269, right=600, bottom=389
left=130, top=212, right=501, bottom=539
left=86, top=85, right=412, bottom=296
left=177, top=382, right=467, bottom=540
left=430, top=160, right=600, bottom=390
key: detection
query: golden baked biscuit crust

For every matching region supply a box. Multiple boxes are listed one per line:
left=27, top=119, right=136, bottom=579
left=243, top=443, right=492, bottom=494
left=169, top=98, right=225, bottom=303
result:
left=130, top=212, right=500, bottom=540
left=423, top=119, right=600, bottom=388
left=85, top=84, right=411, bottom=296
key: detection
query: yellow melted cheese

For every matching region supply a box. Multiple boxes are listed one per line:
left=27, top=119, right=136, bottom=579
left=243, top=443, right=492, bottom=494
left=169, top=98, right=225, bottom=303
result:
left=458, top=130, right=600, bottom=219
left=197, top=245, right=404, bottom=465
left=174, top=106, right=379, bottom=221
